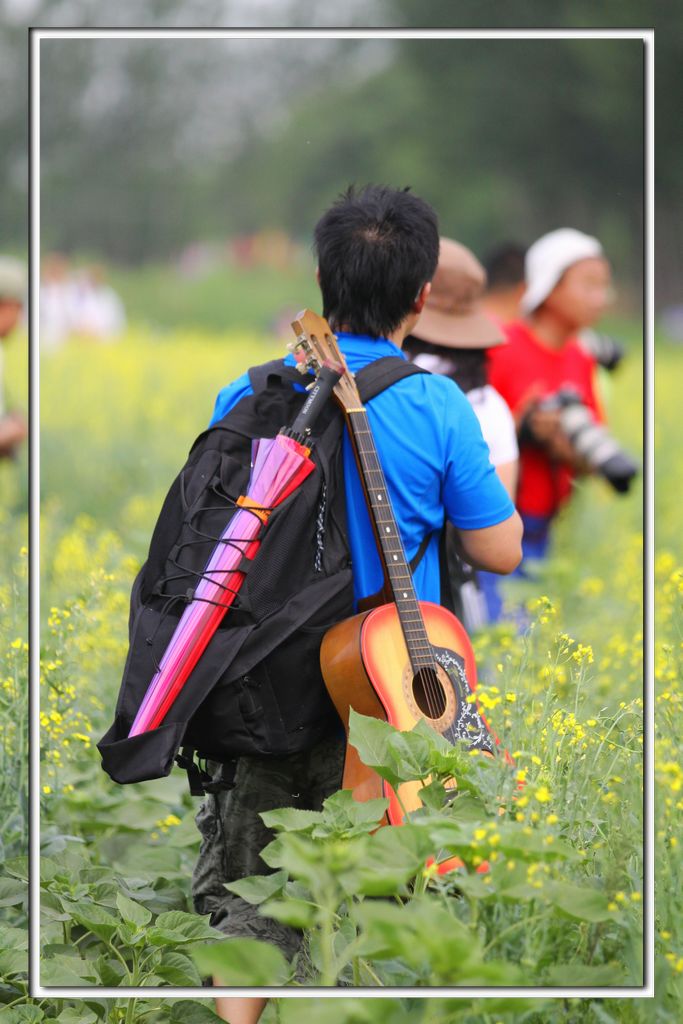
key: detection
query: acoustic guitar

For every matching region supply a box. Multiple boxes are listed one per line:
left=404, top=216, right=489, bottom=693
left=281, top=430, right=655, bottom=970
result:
left=289, top=311, right=503, bottom=827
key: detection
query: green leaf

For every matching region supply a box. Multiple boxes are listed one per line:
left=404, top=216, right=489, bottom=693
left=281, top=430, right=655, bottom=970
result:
left=40, top=890, right=71, bottom=922
left=117, top=920, right=149, bottom=949
left=114, top=844, right=184, bottom=877
left=116, top=892, right=152, bottom=928
left=259, top=833, right=331, bottom=890
left=147, top=911, right=221, bottom=946
left=352, top=899, right=478, bottom=981
left=416, top=778, right=449, bottom=812
left=4, top=856, right=28, bottom=880
left=546, top=881, right=616, bottom=922
left=155, top=950, right=203, bottom=987
left=55, top=1008, right=98, bottom=1024
left=168, top=1000, right=224, bottom=1024
left=94, top=953, right=126, bottom=986
left=346, top=825, right=434, bottom=896
left=0, top=926, right=28, bottom=951
left=545, top=962, right=626, bottom=986
left=385, top=729, right=432, bottom=782
left=411, top=716, right=453, bottom=753
left=224, top=869, right=287, bottom=905
left=0, top=876, right=26, bottom=907
left=260, top=807, right=324, bottom=834
left=0, top=1007, right=45, bottom=1024
left=191, top=938, right=290, bottom=986
left=67, top=902, right=119, bottom=942
left=259, top=896, right=317, bottom=929
left=41, top=954, right=100, bottom=986
left=315, top=789, right=388, bottom=837
left=0, top=948, right=27, bottom=977
left=347, top=710, right=402, bottom=789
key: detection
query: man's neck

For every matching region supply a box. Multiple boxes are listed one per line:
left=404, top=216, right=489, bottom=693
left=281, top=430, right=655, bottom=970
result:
left=526, top=309, right=575, bottom=351
left=336, top=319, right=414, bottom=349
left=482, top=291, right=520, bottom=325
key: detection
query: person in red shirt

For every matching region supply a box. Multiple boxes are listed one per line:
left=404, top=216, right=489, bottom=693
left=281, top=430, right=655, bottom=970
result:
left=488, top=228, right=611, bottom=562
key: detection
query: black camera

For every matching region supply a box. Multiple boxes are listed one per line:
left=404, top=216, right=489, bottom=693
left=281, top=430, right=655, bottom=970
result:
left=580, top=330, right=625, bottom=372
left=535, top=387, right=638, bottom=494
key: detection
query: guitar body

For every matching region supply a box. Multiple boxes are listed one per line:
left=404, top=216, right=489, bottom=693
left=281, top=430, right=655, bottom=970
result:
left=321, top=600, right=492, bottom=826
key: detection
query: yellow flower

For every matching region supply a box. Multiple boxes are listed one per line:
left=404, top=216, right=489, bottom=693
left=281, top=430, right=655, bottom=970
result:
left=534, top=785, right=552, bottom=804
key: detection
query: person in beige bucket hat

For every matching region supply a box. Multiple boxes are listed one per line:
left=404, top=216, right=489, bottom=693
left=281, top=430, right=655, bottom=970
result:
left=403, top=237, right=519, bottom=627
left=404, top=237, right=517, bottom=492
left=410, top=237, right=505, bottom=350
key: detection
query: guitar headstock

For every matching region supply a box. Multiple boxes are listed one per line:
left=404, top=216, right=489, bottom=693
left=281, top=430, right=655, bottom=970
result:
left=290, top=310, right=362, bottom=411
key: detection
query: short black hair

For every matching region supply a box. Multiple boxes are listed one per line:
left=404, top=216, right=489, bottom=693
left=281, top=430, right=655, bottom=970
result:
left=483, top=242, right=527, bottom=291
left=314, top=184, right=439, bottom=339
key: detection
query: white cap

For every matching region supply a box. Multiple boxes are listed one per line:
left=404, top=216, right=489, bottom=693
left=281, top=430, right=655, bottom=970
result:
left=521, top=228, right=604, bottom=315
left=0, top=256, right=27, bottom=302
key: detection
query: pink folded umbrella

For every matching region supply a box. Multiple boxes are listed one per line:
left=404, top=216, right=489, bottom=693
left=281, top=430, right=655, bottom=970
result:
left=129, top=359, right=342, bottom=736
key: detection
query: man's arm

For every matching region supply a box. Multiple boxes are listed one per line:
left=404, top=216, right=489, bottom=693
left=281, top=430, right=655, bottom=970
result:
left=452, top=510, right=523, bottom=575
left=439, top=378, right=523, bottom=575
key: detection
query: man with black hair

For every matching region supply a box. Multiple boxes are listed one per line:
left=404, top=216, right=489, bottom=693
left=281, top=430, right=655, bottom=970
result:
left=193, top=185, right=522, bottom=1023
left=481, top=241, right=527, bottom=326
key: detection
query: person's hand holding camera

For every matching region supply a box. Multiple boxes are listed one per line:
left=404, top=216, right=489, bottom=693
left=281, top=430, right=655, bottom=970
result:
left=518, top=390, right=591, bottom=471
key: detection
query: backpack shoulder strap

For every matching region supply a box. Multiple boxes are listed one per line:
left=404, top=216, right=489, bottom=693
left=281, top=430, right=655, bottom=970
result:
left=248, top=355, right=427, bottom=403
left=248, top=358, right=302, bottom=393
left=355, top=356, right=430, bottom=403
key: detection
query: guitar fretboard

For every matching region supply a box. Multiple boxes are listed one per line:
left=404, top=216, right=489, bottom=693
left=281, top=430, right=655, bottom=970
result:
left=347, top=408, right=435, bottom=673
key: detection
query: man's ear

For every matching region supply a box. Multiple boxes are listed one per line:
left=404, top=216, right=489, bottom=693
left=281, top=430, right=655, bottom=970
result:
left=414, top=281, right=431, bottom=314
left=315, top=266, right=321, bottom=286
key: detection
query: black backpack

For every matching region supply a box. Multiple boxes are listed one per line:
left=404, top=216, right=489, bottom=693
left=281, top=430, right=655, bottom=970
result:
left=97, top=356, right=429, bottom=792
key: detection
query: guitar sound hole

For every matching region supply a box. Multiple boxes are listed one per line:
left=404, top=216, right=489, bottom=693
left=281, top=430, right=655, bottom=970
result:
left=412, top=667, right=447, bottom=720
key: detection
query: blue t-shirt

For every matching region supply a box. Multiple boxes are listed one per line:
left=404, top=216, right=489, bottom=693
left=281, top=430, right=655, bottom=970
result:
left=210, top=333, right=514, bottom=605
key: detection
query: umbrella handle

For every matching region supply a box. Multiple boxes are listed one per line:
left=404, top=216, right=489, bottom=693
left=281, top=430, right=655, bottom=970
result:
left=287, top=362, right=343, bottom=442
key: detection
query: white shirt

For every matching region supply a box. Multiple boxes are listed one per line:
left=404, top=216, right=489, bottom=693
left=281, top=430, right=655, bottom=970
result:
left=466, top=384, right=519, bottom=466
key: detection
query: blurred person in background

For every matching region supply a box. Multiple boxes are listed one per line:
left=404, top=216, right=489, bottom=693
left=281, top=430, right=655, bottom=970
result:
left=70, top=264, right=126, bottom=341
left=487, top=228, right=635, bottom=567
left=482, top=240, right=625, bottom=372
left=403, top=237, right=519, bottom=626
left=0, top=256, right=28, bottom=459
left=481, top=241, right=527, bottom=326
left=40, top=252, right=78, bottom=351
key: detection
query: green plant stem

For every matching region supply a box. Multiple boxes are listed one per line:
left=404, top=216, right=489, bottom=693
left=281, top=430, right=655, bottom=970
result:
left=124, top=996, right=137, bottom=1024
left=318, top=905, right=336, bottom=986
left=357, top=958, right=385, bottom=986
left=106, top=938, right=133, bottom=982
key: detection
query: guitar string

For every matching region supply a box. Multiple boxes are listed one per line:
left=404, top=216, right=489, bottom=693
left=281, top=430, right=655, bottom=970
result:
left=351, top=425, right=446, bottom=720
left=349, top=409, right=446, bottom=720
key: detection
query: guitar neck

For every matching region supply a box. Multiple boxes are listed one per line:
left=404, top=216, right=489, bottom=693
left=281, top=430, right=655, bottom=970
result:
left=346, top=407, right=433, bottom=672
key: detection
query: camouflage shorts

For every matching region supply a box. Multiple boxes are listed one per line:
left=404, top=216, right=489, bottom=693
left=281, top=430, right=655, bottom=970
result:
left=191, top=731, right=346, bottom=964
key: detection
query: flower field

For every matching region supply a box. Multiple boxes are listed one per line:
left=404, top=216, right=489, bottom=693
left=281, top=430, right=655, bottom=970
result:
left=0, top=322, right=679, bottom=1022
